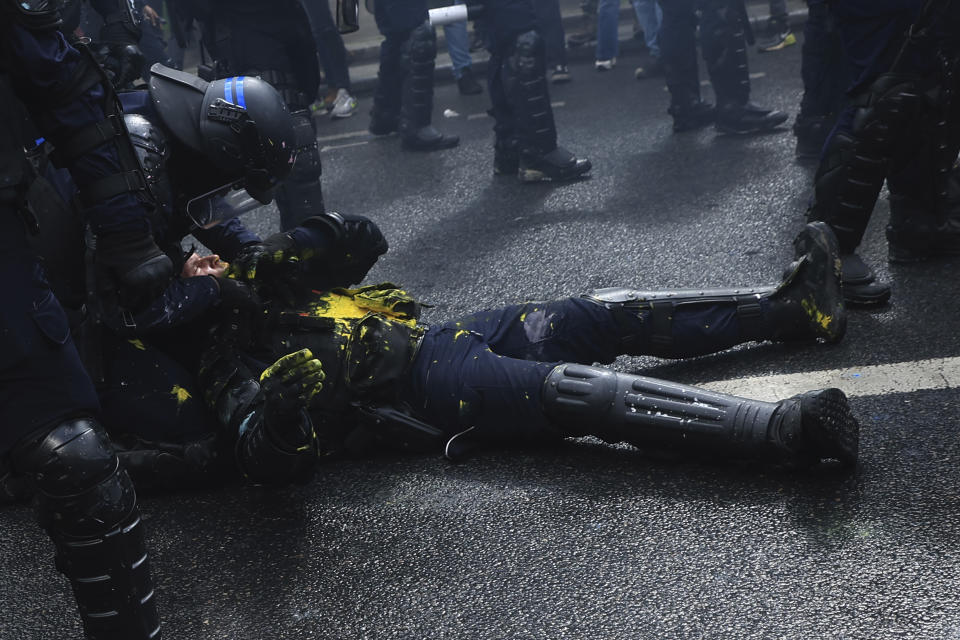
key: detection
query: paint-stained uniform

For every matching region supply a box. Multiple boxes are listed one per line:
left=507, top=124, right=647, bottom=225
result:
left=103, top=222, right=862, bottom=490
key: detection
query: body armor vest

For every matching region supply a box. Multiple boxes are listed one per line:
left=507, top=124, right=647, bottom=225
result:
left=256, top=283, right=425, bottom=411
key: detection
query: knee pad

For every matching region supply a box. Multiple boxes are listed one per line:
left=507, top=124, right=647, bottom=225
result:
left=404, top=23, right=437, bottom=63
left=851, top=73, right=923, bottom=149
left=14, top=417, right=136, bottom=538
left=512, top=30, right=545, bottom=78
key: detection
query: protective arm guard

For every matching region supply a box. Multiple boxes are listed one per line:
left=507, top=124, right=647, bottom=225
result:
left=295, top=212, right=389, bottom=287
left=11, top=418, right=161, bottom=639
left=230, top=212, right=388, bottom=300
left=9, top=27, right=172, bottom=310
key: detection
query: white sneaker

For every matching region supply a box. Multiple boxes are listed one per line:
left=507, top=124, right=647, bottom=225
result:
left=595, top=58, right=616, bottom=71
left=329, top=89, right=358, bottom=119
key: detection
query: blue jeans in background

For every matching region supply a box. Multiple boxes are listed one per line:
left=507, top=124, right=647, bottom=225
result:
left=596, top=0, right=662, bottom=61
left=443, top=0, right=474, bottom=79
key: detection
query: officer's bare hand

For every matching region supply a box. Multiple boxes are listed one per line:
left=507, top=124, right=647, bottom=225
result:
left=142, top=5, right=161, bottom=27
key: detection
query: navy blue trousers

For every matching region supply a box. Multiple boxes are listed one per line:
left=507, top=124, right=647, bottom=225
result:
left=402, top=296, right=759, bottom=444
left=0, top=211, right=99, bottom=456
left=657, top=0, right=751, bottom=108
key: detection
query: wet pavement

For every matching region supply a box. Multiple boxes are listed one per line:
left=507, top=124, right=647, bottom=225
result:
left=6, top=40, right=960, bottom=640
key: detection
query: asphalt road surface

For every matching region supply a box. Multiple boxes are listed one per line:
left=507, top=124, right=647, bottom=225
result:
left=6, top=41, right=960, bottom=640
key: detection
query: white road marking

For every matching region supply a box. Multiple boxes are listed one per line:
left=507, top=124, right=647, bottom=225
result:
left=701, top=72, right=766, bottom=87
left=699, top=356, right=960, bottom=402
left=316, top=129, right=373, bottom=143
left=320, top=140, right=369, bottom=152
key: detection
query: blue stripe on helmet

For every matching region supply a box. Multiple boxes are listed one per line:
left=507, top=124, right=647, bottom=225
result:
left=224, top=77, right=234, bottom=104
left=236, top=76, right=246, bottom=109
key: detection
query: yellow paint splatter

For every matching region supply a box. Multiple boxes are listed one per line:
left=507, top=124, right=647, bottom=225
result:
left=801, top=298, right=833, bottom=332
left=171, top=385, right=192, bottom=406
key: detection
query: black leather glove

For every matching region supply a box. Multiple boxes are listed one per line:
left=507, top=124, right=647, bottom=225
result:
left=229, top=233, right=302, bottom=305
left=297, top=213, right=389, bottom=288
left=96, top=231, right=174, bottom=313
left=338, top=214, right=389, bottom=283
left=259, top=349, right=326, bottom=447
left=94, top=43, right=145, bottom=89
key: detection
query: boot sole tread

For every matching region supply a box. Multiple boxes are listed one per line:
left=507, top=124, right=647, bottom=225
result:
left=803, top=388, right=859, bottom=466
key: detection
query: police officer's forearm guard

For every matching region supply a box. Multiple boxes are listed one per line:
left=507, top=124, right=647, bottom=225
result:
left=11, top=418, right=161, bottom=639
left=542, top=363, right=859, bottom=466
left=276, top=109, right=325, bottom=231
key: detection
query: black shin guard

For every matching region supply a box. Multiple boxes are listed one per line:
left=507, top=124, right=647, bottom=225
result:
left=399, top=24, right=438, bottom=135
left=13, top=418, right=161, bottom=639
left=542, top=364, right=858, bottom=466
left=504, top=30, right=558, bottom=156
left=583, top=222, right=846, bottom=356
left=807, top=73, right=924, bottom=254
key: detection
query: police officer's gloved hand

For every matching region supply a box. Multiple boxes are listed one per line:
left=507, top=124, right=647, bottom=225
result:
left=94, top=43, right=145, bottom=89
left=213, top=277, right=262, bottom=347
left=230, top=233, right=302, bottom=305
left=294, top=213, right=388, bottom=289
left=337, top=214, right=388, bottom=284
left=259, top=349, right=326, bottom=449
left=96, top=231, right=174, bottom=312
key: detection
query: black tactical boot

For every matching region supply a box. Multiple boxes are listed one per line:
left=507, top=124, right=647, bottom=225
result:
left=369, top=109, right=398, bottom=136
left=518, top=146, right=592, bottom=183
left=398, top=24, right=459, bottom=152
left=840, top=253, right=891, bottom=306
left=542, top=364, right=859, bottom=467
left=768, top=221, right=846, bottom=343
left=668, top=100, right=716, bottom=132
left=401, top=125, right=460, bottom=151
left=493, top=137, right=520, bottom=176
left=716, top=102, right=789, bottom=134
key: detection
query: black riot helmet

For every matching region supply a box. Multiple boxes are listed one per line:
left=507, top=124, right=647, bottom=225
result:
left=147, top=64, right=297, bottom=207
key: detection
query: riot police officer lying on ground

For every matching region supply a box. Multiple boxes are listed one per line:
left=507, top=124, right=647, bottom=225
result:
left=74, top=220, right=859, bottom=492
